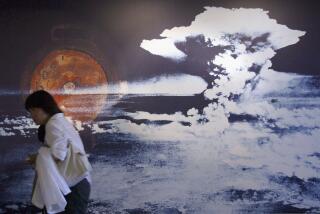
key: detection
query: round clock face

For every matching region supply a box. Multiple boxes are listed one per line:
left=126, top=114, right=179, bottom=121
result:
left=30, top=50, right=108, bottom=122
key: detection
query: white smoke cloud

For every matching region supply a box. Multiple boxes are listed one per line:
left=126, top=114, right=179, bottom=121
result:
left=84, top=7, right=318, bottom=189
left=85, top=6, right=320, bottom=202
left=140, top=6, right=306, bottom=106
left=140, top=38, right=187, bottom=61
left=113, top=74, right=207, bottom=95
left=141, top=7, right=305, bottom=59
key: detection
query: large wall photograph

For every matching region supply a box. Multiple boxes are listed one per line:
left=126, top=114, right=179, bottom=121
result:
left=0, top=0, right=319, bottom=213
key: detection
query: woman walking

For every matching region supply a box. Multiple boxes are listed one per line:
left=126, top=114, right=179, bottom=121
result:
left=25, top=90, right=92, bottom=214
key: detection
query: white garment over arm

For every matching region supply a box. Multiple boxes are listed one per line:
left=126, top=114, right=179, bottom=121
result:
left=45, top=121, right=68, bottom=161
left=32, top=147, right=71, bottom=214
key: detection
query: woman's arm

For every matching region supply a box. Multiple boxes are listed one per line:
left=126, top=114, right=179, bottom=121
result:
left=45, top=121, right=68, bottom=162
left=26, top=150, right=61, bottom=166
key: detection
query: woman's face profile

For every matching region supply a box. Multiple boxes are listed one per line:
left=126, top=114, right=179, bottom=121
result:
left=28, top=107, right=49, bottom=125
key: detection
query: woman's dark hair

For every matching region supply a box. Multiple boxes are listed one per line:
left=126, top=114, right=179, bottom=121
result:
left=38, top=125, right=46, bottom=143
left=25, top=90, right=62, bottom=143
left=24, top=90, right=62, bottom=116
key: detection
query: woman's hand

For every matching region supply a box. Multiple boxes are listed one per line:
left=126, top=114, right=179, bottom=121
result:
left=25, top=153, right=37, bottom=166
left=53, top=156, right=61, bottom=163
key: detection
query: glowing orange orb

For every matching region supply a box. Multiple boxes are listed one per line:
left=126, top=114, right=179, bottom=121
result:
left=30, top=50, right=108, bottom=122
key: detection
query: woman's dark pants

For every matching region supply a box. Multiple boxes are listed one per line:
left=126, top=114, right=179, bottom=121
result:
left=42, top=178, right=91, bottom=214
